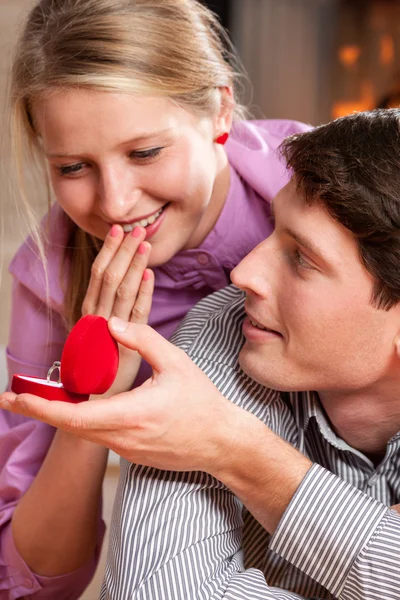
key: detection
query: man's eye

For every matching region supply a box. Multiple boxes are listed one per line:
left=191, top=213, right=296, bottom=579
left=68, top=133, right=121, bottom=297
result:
left=292, top=249, right=313, bottom=271
left=129, top=147, right=163, bottom=161
left=58, top=163, right=85, bottom=176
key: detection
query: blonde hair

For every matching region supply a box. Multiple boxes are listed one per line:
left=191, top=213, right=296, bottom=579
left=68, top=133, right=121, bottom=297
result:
left=10, top=0, right=247, bottom=328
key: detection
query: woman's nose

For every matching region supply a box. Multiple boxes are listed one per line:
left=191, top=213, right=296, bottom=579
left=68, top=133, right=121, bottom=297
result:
left=98, top=166, right=141, bottom=221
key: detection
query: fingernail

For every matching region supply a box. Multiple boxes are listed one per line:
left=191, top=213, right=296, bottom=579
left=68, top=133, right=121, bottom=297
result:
left=138, top=242, right=148, bottom=255
left=110, top=316, right=128, bottom=332
left=132, top=226, right=143, bottom=238
left=0, top=399, right=11, bottom=410
left=143, top=269, right=151, bottom=281
left=110, top=225, right=120, bottom=237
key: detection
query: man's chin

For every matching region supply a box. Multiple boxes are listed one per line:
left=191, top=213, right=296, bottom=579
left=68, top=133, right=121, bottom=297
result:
left=239, top=349, right=279, bottom=389
left=238, top=348, right=301, bottom=392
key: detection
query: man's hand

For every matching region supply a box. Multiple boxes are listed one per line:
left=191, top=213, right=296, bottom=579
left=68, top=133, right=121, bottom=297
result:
left=0, top=319, right=241, bottom=474
left=1, top=317, right=314, bottom=533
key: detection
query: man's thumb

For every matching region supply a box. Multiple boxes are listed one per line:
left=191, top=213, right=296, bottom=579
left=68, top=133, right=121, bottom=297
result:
left=108, top=318, right=177, bottom=372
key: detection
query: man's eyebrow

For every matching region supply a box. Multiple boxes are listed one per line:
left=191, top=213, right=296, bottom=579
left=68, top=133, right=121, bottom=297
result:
left=45, top=128, right=173, bottom=158
left=270, top=199, right=328, bottom=260
left=283, top=227, right=326, bottom=259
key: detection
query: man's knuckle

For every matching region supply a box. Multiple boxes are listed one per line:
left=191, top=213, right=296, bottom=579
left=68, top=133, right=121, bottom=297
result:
left=15, top=396, right=32, bottom=416
left=140, top=326, right=155, bottom=343
left=65, top=414, right=85, bottom=432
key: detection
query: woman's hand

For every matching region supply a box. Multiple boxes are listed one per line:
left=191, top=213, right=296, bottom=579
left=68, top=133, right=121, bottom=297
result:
left=83, top=225, right=154, bottom=395
left=0, top=320, right=241, bottom=474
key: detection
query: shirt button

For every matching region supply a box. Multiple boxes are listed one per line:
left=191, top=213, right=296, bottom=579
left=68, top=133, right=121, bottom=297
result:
left=197, top=253, right=209, bottom=266
left=23, top=579, right=34, bottom=589
left=367, top=474, right=378, bottom=486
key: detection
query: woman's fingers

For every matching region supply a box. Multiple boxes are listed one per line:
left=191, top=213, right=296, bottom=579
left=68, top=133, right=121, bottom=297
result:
left=129, top=268, right=154, bottom=324
left=83, top=225, right=148, bottom=319
left=82, top=221, right=154, bottom=327
left=82, top=224, right=125, bottom=316
left=95, top=227, right=147, bottom=319
left=112, top=242, right=152, bottom=321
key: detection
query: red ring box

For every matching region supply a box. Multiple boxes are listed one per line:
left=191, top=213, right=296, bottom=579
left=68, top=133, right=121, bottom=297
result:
left=11, top=315, right=119, bottom=403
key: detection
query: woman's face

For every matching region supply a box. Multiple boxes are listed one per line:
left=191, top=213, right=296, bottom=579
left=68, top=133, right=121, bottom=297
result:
left=32, top=89, right=231, bottom=267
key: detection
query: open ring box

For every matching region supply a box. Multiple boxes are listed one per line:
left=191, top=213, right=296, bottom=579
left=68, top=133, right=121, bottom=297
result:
left=11, top=315, right=119, bottom=403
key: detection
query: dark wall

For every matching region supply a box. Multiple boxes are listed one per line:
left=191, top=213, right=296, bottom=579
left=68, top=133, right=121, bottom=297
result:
left=201, top=0, right=231, bottom=29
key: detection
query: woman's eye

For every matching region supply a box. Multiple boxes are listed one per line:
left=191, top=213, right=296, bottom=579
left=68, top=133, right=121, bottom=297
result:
left=129, top=147, right=163, bottom=161
left=58, top=163, right=85, bottom=176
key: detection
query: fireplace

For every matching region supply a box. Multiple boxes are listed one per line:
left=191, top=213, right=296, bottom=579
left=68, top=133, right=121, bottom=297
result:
left=332, top=0, right=400, bottom=118
left=230, top=0, right=400, bottom=125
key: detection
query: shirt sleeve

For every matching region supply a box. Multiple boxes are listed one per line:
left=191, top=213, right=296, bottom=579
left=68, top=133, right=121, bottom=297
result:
left=269, top=463, right=396, bottom=600
left=6, top=279, right=68, bottom=384
left=101, top=464, right=312, bottom=600
left=0, top=279, right=103, bottom=599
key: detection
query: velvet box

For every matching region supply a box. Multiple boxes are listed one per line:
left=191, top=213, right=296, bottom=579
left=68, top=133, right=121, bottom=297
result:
left=11, top=315, right=119, bottom=403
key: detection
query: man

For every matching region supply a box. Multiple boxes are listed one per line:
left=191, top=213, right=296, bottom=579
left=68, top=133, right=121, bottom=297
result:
left=3, top=109, right=400, bottom=599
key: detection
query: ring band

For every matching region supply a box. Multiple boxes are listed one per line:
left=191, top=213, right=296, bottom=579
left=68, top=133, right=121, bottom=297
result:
left=47, top=361, right=61, bottom=384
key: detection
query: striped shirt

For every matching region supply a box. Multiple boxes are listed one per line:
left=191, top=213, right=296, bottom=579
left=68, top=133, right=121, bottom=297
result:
left=101, top=285, right=400, bottom=600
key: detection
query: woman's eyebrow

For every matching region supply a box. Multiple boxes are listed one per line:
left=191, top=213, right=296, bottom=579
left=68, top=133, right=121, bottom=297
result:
left=46, top=128, right=173, bottom=158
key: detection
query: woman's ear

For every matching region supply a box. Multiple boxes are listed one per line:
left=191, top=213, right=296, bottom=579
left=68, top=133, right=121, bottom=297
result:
left=214, top=86, right=234, bottom=138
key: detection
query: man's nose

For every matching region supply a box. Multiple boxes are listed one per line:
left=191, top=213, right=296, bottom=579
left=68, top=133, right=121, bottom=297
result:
left=231, top=239, right=272, bottom=295
left=98, top=166, right=141, bottom=222
left=231, top=252, right=254, bottom=291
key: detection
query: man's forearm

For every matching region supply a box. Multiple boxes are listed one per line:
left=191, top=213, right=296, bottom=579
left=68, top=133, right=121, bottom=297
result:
left=12, top=429, right=108, bottom=576
left=212, top=406, right=312, bottom=533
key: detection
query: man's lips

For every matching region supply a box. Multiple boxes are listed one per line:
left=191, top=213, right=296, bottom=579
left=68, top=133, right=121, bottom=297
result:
left=245, top=310, right=282, bottom=336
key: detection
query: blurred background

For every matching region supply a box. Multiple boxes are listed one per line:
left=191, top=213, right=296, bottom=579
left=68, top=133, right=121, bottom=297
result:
left=2, top=0, right=400, bottom=597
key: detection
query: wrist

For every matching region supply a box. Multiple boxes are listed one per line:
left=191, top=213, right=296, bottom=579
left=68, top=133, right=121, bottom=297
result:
left=208, top=403, right=258, bottom=481
left=211, top=407, right=312, bottom=533
left=53, top=429, right=109, bottom=470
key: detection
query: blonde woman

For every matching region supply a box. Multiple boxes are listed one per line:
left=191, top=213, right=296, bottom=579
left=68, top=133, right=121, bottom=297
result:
left=0, top=0, right=309, bottom=598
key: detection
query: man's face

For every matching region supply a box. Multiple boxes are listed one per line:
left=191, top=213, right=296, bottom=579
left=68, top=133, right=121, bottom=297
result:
left=231, top=180, right=400, bottom=393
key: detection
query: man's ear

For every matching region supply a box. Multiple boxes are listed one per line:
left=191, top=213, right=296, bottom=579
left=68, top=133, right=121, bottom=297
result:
left=214, top=86, right=234, bottom=138
left=394, top=330, right=400, bottom=359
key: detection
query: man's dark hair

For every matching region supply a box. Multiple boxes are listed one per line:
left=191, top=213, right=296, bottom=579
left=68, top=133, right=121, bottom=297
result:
left=280, top=108, right=400, bottom=310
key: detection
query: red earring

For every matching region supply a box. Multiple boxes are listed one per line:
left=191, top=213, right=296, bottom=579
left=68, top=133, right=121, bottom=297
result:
left=215, top=132, right=229, bottom=145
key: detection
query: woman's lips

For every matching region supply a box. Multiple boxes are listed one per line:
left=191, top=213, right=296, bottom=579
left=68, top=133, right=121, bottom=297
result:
left=144, top=204, right=168, bottom=240
left=120, top=205, right=166, bottom=232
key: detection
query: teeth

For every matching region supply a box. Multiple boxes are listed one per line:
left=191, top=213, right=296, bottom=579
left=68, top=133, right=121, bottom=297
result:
left=250, top=318, right=268, bottom=331
left=122, top=207, right=163, bottom=233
